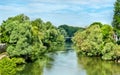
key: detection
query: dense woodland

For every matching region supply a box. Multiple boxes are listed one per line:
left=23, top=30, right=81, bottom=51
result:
left=0, top=0, right=120, bottom=75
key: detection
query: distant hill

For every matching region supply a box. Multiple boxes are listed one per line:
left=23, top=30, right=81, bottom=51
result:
left=58, top=24, right=85, bottom=37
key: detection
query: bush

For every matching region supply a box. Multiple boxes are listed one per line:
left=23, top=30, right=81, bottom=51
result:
left=0, top=57, right=25, bottom=75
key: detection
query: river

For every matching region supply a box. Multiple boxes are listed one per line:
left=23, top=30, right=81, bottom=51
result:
left=17, top=43, right=120, bottom=75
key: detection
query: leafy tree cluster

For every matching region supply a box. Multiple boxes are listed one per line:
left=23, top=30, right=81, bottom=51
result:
left=0, top=14, right=65, bottom=61
left=0, top=57, right=25, bottom=75
left=72, top=22, right=120, bottom=60
left=58, top=24, right=85, bottom=37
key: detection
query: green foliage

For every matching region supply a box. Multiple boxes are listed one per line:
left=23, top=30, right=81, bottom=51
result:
left=89, top=22, right=103, bottom=27
left=12, top=57, right=25, bottom=65
left=73, top=24, right=103, bottom=56
left=112, top=0, right=120, bottom=29
left=39, top=21, right=65, bottom=52
left=101, top=42, right=116, bottom=60
left=58, top=24, right=85, bottom=37
left=0, top=57, right=25, bottom=75
left=73, top=23, right=119, bottom=60
left=114, top=45, right=120, bottom=60
left=0, top=14, right=65, bottom=61
left=0, top=14, right=29, bottom=43
left=58, top=28, right=68, bottom=37
left=112, top=0, right=120, bottom=38
left=101, top=25, right=116, bottom=46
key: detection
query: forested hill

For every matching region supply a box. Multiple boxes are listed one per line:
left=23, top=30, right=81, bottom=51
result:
left=58, top=25, right=85, bottom=37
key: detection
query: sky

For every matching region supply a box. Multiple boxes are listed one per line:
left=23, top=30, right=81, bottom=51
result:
left=0, top=0, right=116, bottom=27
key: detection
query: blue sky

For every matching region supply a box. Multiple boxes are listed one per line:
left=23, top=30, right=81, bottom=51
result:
left=0, top=0, right=116, bottom=27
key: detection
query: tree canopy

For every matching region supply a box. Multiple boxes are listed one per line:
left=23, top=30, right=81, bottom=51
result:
left=0, top=14, right=65, bottom=61
left=72, top=23, right=120, bottom=60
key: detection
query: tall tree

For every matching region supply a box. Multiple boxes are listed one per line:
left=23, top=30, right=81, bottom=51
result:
left=112, top=0, right=120, bottom=36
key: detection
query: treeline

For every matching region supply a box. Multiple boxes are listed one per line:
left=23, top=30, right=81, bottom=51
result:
left=58, top=24, right=85, bottom=37
left=72, top=22, right=120, bottom=61
left=0, top=14, right=65, bottom=61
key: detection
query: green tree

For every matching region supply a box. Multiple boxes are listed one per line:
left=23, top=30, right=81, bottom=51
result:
left=0, top=14, right=29, bottom=43
left=0, top=14, right=65, bottom=61
left=112, top=0, right=120, bottom=38
left=112, top=0, right=120, bottom=29
left=73, top=23, right=119, bottom=60
left=42, top=22, right=65, bottom=51
left=73, top=24, right=103, bottom=56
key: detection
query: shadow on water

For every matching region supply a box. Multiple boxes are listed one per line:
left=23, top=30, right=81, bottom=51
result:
left=16, top=43, right=120, bottom=75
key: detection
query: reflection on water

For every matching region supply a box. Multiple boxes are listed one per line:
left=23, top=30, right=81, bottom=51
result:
left=17, top=43, right=120, bottom=75
left=77, top=56, right=120, bottom=75
left=16, top=55, right=55, bottom=75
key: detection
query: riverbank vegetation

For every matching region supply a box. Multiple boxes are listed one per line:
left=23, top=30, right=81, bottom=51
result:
left=0, top=57, right=25, bottom=75
left=58, top=25, right=85, bottom=42
left=0, top=0, right=120, bottom=75
left=0, top=14, right=65, bottom=62
left=72, top=22, right=120, bottom=61
left=72, top=0, right=120, bottom=61
left=0, top=14, right=65, bottom=75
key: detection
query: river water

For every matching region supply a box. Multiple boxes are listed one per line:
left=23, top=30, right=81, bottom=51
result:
left=17, top=43, right=120, bottom=75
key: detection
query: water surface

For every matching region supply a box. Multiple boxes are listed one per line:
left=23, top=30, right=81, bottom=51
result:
left=17, top=44, right=120, bottom=75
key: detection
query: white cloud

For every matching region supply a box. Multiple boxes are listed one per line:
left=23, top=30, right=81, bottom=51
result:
left=0, top=0, right=116, bottom=27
